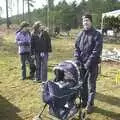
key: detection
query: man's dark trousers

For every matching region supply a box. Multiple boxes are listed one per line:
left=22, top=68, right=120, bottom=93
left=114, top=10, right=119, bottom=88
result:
left=81, top=65, right=98, bottom=107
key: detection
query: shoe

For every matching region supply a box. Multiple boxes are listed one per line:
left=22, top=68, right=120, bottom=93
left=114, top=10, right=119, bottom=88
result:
left=37, top=80, right=42, bottom=83
left=33, top=79, right=42, bottom=83
left=86, top=105, right=94, bottom=114
left=42, top=81, right=47, bottom=84
left=30, top=76, right=35, bottom=80
left=22, top=77, right=26, bottom=80
left=26, top=76, right=34, bottom=80
left=31, top=78, right=34, bottom=80
left=29, top=74, right=35, bottom=80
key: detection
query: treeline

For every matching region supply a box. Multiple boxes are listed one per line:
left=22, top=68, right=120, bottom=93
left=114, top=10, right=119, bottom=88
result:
left=1, top=0, right=120, bottom=30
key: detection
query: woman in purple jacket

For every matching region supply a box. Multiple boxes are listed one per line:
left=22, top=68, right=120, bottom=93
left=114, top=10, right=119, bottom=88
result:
left=16, top=21, right=35, bottom=80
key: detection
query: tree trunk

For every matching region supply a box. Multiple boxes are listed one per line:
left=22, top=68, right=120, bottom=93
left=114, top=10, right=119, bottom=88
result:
left=47, top=0, right=50, bottom=32
left=47, top=0, right=54, bottom=34
left=17, top=0, right=19, bottom=23
left=0, top=7, right=2, bottom=18
left=6, top=0, right=9, bottom=28
left=23, top=0, right=25, bottom=20
left=27, top=0, right=31, bottom=24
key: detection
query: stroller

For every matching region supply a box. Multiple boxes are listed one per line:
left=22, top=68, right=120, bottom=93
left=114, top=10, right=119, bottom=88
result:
left=37, top=60, right=87, bottom=120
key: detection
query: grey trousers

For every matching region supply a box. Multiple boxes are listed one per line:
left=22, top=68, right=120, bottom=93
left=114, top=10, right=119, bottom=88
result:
left=35, top=53, right=48, bottom=81
left=20, top=53, right=36, bottom=80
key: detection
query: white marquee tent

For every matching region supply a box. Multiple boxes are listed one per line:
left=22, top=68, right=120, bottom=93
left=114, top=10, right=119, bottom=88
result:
left=101, top=9, right=120, bottom=30
left=102, top=9, right=120, bottom=18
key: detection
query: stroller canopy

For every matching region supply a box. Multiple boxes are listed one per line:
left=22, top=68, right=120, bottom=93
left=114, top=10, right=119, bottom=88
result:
left=53, top=60, right=80, bottom=83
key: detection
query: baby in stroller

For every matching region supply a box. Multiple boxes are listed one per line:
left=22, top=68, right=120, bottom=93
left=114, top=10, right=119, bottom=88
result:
left=34, top=60, right=87, bottom=120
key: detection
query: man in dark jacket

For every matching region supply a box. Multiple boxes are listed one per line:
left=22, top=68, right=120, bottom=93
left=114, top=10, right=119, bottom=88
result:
left=31, top=21, right=52, bottom=83
left=74, top=14, right=103, bottom=113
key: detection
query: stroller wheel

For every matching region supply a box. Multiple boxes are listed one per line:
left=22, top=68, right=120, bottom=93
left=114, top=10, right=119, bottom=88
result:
left=80, top=109, right=87, bottom=120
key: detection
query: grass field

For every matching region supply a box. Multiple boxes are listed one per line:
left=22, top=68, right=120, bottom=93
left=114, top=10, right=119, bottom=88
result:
left=0, top=29, right=120, bottom=120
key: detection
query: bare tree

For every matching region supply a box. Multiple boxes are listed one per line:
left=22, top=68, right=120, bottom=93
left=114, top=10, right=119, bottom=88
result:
left=0, top=6, right=2, bottom=18
left=47, top=0, right=50, bottom=30
left=8, top=0, right=13, bottom=17
left=17, top=0, right=19, bottom=15
left=25, top=0, right=35, bottom=24
left=47, top=0, right=54, bottom=34
left=6, top=0, right=10, bottom=28
left=23, top=0, right=25, bottom=20
left=15, top=0, right=20, bottom=23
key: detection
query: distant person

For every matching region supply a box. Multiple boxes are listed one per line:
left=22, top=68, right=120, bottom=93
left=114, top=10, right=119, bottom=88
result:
left=54, top=26, right=60, bottom=35
left=102, top=27, right=108, bottom=36
left=31, top=21, right=52, bottom=83
left=16, top=21, right=36, bottom=80
left=74, top=13, right=103, bottom=114
left=65, top=24, right=71, bottom=36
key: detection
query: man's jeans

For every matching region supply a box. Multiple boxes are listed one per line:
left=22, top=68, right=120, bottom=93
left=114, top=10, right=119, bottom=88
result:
left=20, top=53, right=35, bottom=80
left=81, top=65, right=98, bottom=107
left=35, top=52, right=48, bottom=81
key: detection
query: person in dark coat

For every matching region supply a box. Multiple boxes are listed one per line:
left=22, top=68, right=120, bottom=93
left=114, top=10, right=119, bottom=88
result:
left=54, top=26, right=60, bottom=35
left=31, top=21, right=52, bottom=83
left=74, top=14, right=103, bottom=113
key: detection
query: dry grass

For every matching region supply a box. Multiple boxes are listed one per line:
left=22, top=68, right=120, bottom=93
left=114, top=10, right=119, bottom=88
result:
left=0, top=30, right=120, bottom=120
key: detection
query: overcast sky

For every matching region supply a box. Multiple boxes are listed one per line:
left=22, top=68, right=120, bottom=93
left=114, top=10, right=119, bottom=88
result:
left=0, top=0, right=82, bottom=18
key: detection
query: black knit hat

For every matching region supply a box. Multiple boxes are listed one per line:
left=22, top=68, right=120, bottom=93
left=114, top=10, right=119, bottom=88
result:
left=82, top=13, right=92, bottom=22
left=33, top=21, right=41, bottom=30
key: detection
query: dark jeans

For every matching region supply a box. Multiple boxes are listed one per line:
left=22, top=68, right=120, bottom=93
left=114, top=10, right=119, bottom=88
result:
left=35, top=52, right=48, bottom=81
left=20, top=53, right=36, bottom=79
left=81, top=65, right=98, bottom=107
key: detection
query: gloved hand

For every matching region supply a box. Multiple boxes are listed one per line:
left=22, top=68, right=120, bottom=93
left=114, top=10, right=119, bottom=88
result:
left=74, top=60, right=84, bottom=70
left=84, top=62, right=91, bottom=71
left=84, top=63, right=88, bottom=70
left=31, top=55, right=35, bottom=59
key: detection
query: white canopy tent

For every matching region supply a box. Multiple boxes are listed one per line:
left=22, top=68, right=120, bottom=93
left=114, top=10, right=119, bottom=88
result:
left=102, top=9, right=120, bottom=18
left=101, top=9, right=120, bottom=30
